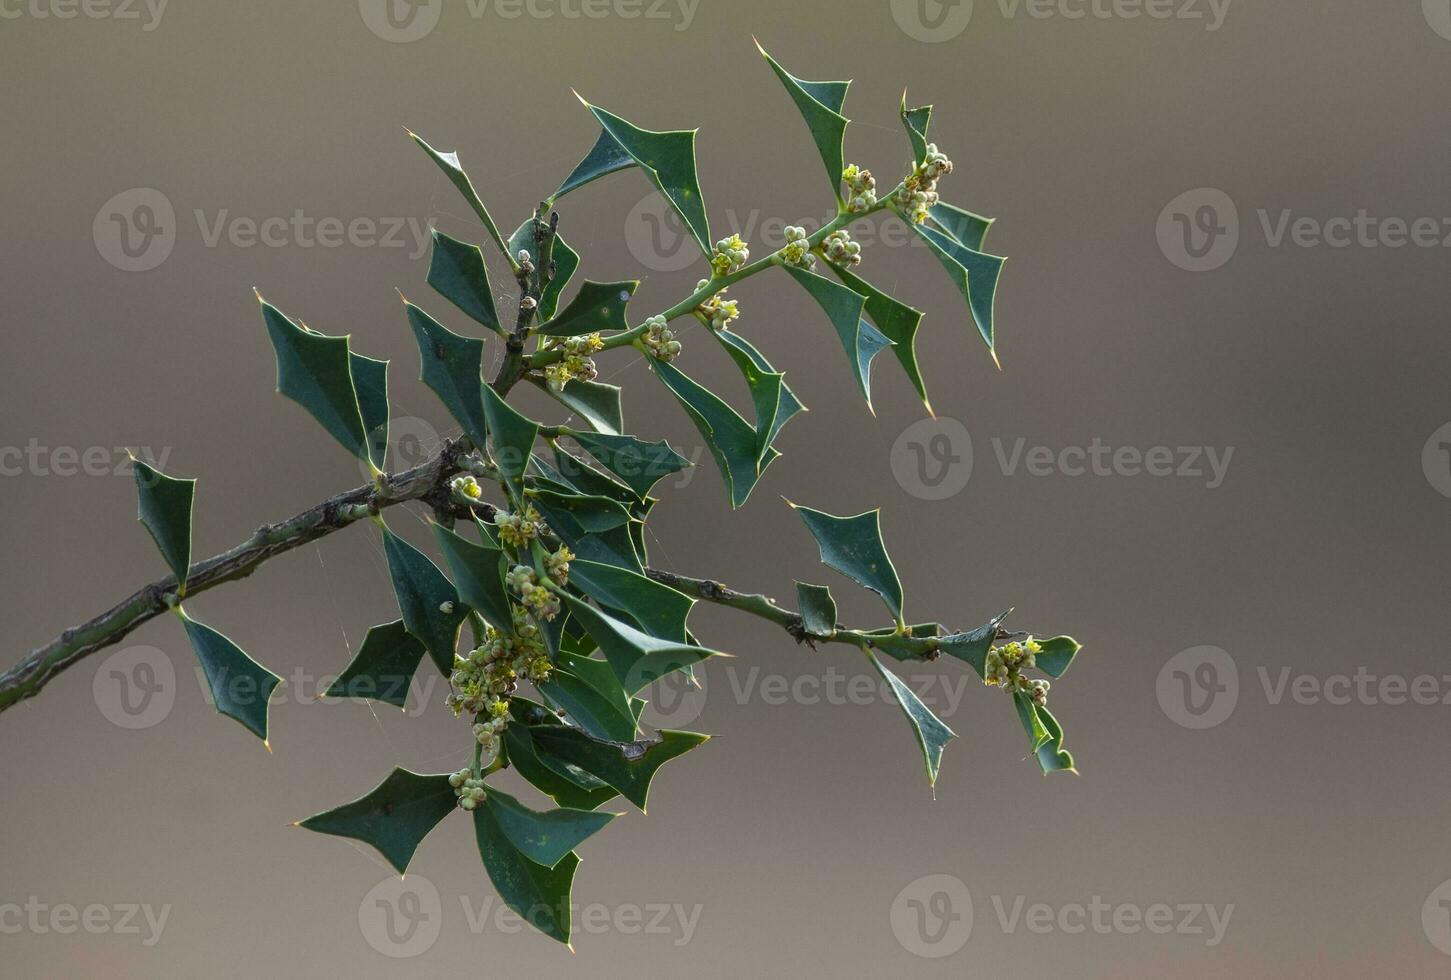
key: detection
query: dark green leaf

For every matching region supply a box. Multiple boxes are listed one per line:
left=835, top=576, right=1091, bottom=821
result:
left=432, top=524, right=513, bottom=632
left=781, top=265, right=892, bottom=411
left=297, top=768, right=456, bottom=875
left=529, top=375, right=623, bottom=435
left=900, top=94, right=933, bottom=164
left=325, top=620, right=426, bottom=709
left=830, top=265, right=931, bottom=414
left=569, top=559, right=693, bottom=642
left=484, top=787, right=615, bottom=868
left=409, top=132, right=506, bottom=256
left=1035, top=636, right=1081, bottom=679
left=380, top=524, right=466, bottom=674
left=503, top=723, right=620, bottom=811
left=180, top=615, right=281, bottom=742
left=529, top=724, right=709, bottom=811
left=911, top=222, right=1005, bottom=357
left=405, top=301, right=487, bottom=449
left=553, top=127, right=636, bottom=200
left=474, top=802, right=579, bottom=945
left=867, top=650, right=956, bottom=789
left=350, top=352, right=390, bottom=471
left=929, top=201, right=994, bottom=252
left=789, top=502, right=905, bottom=622
left=529, top=488, right=632, bottom=532
left=536, top=280, right=637, bottom=338
left=480, top=383, right=539, bottom=497
left=562, top=523, right=644, bottom=575
left=938, top=611, right=1012, bottom=678
left=709, top=327, right=806, bottom=467
left=1034, top=705, right=1076, bottom=775
left=540, top=446, right=637, bottom=503
left=651, top=358, right=778, bottom=508
left=538, top=653, right=639, bottom=743
left=426, top=230, right=502, bottom=335
left=756, top=41, right=850, bottom=198
left=569, top=431, right=690, bottom=500
left=1014, top=691, right=1052, bottom=752
left=131, top=458, right=194, bottom=592
left=561, top=594, right=718, bottom=695
left=794, top=582, right=837, bottom=639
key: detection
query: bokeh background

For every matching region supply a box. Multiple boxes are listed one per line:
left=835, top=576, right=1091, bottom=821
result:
left=3, top=1, right=1450, bottom=976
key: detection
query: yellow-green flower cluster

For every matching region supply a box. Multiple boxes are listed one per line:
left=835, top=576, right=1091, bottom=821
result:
left=842, top=164, right=877, bottom=213
left=710, top=234, right=750, bottom=276
left=543, top=544, right=573, bottom=585
left=641, top=315, right=682, bottom=361
left=982, top=637, right=1049, bottom=705
left=494, top=504, right=544, bottom=548
left=450, top=475, right=483, bottom=501
left=821, top=229, right=862, bottom=267
left=895, top=142, right=954, bottom=224
left=446, top=613, right=552, bottom=752
left=542, top=332, right=604, bottom=392
left=449, top=768, right=487, bottom=810
left=507, top=564, right=562, bottom=621
left=780, top=226, right=817, bottom=270
left=696, top=282, right=740, bottom=330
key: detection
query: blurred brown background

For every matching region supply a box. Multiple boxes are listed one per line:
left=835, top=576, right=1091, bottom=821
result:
left=3, top=1, right=1450, bottom=976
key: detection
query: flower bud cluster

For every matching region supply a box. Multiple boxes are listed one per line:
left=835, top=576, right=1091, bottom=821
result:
left=710, top=234, right=750, bottom=277
left=780, top=226, right=817, bottom=270
left=821, top=229, right=862, bottom=267
left=450, top=475, right=483, bottom=501
left=517, top=249, right=535, bottom=274
left=493, top=504, right=545, bottom=548
left=895, top=143, right=954, bottom=224
left=641, top=315, right=682, bottom=361
left=982, top=637, right=1050, bottom=705
left=507, top=563, right=562, bottom=621
left=696, top=282, right=740, bottom=330
left=449, top=768, right=487, bottom=810
left=446, top=611, right=552, bottom=751
left=541, top=332, right=604, bottom=392
left=842, top=164, right=877, bottom=213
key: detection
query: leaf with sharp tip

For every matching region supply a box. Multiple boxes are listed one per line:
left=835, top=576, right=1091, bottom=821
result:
left=528, top=724, right=710, bottom=812
left=528, top=375, right=623, bottom=435
left=432, top=524, right=513, bottom=632
left=350, top=352, right=390, bottom=471
left=561, top=594, right=719, bottom=696
left=539, top=445, right=637, bottom=503
left=1035, top=636, right=1081, bottom=679
left=794, top=582, right=837, bottom=639
left=480, top=383, right=539, bottom=497
left=584, top=100, right=710, bottom=257
left=756, top=42, right=851, bottom=198
left=938, top=611, right=1012, bottom=678
left=650, top=358, right=777, bottom=509
left=708, top=327, right=806, bottom=467
left=553, top=127, right=636, bottom=200
left=508, top=220, right=579, bottom=321
left=380, top=524, right=466, bottom=675
left=529, top=488, right=633, bottom=533
left=900, top=94, right=933, bottom=163
left=830, top=264, right=931, bottom=414
left=502, top=723, right=620, bottom=811
left=538, top=652, right=639, bottom=742
left=131, top=458, right=194, bottom=592
left=258, top=299, right=373, bottom=465
left=180, top=616, right=281, bottom=741
left=789, top=502, right=905, bottom=622
left=473, top=802, right=579, bottom=945
left=536, top=280, right=638, bottom=337
left=1034, top=705, right=1076, bottom=775
left=483, top=788, right=615, bottom=869
left=426, top=230, right=502, bottom=335
left=867, top=649, right=956, bottom=789
left=781, top=265, right=892, bottom=410
left=911, top=222, right=1006, bottom=356
left=1014, top=690, right=1052, bottom=751
left=568, top=431, right=690, bottom=500
left=325, top=620, right=425, bottom=709
left=409, top=132, right=507, bottom=257
left=405, top=302, right=487, bottom=449
left=298, top=768, right=456, bottom=875
left=569, top=559, right=693, bottom=643
left=928, top=201, right=995, bottom=252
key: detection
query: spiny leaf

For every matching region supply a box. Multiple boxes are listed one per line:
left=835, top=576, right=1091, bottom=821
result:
left=426, top=230, right=502, bottom=335
left=351, top=352, right=390, bottom=471
left=529, top=487, right=633, bottom=532
left=180, top=615, right=281, bottom=742
left=409, top=131, right=508, bottom=261
left=1034, top=705, right=1076, bottom=775
left=781, top=264, right=893, bottom=411
left=325, top=620, right=425, bottom=709
left=568, top=431, right=691, bottom=500
left=529, top=724, right=710, bottom=812
left=938, top=611, right=1012, bottom=678
left=483, top=787, right=616, bottom=869
left=380, top=524, right=466, bottom=675
left=867, top=649, right=956, bottom=789
left=404, top=300, right=488, bottom=449
left=536, top=280, right=638, bottom=338
left=529, top=375, right=623, bottom=435
left=1035, top=636, right=1081, bottom=679
left=830, top=264, right=931, bottom=414
left=1014, top=690, right=1052, bottom=752
left=708, top=327, right=806, bottom=467
left=474, top=802, right=579, bottom=946
left=480, top=383, right=539, bottom=498
left=131, top=458, right=194, bottom=593
left=900, top=93, right=932, bottom=164
left=538, top=652, right=639, bottom=743
left=297, top=768, right=456, bottom=875
left=508, top=219, right=580, bottom=321
left=539, top=445, right=638, bottom=504
left=929, top=201, right=994, bottom=252
left=911, top=222, right=1006, bottom=357
left=789, top=502, right=905, bottom=622
left=651, top=358, right=779, bottom=509
left=582, top=99, right=711, bottom=257
left=432, top=524, right=513, bottom=633
left=553, top=127, right=636, bottom=201
left=503, top=724, right=620, bottom=811
left=569, top=559, right=694, bottom=643
left=756, top=41, right=851, bottom=198
left=794, top=582, right=837, bottom=639
left=561, top=594, right=719, bottom=696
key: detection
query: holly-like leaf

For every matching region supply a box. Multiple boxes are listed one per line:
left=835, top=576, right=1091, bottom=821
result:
left=1034, top=705, right=1076, bottom=775
left=404, top=301, right=488, bottom=449
left=529, top=724, right=710, bottom=812
left=1035, top=636, right=1081, bottom=679
left=474, top=801, right=580, bottom=945
left=756, top=41, right=850, bottom=198
left=553, top=127, right=636, bottom=201
left=582, top=100, right=711, bottom=257
left=781, top=265, right=893, bottom=411
left=297, top=768, right=456, bottom=875
left=432, top=524, right=513, bottom=632
left=568, top=431, right=690, bottom=500
left=480, top=383, right=539, bottom=497
left=938, top=611, right=1012, bottom=678
left=866, top=649, right=956, bottom=789
left=561, top=594, right=719, bottom=696
left=180, top=615, right=281, bottom=742
left=350, top=352, right=390, bottom=471
left=830, top=264, right=931, bottom=414
left=409, top=131, right=509, bottom=261
left=900, top=94, right=933, bottom=164
left=535, top=280, right=637, bottom=338
left=503, top=723, right=620, bottom=811
left=538, top=652, right=639, bottom=743
left=794, top=582, right=837, bottom=639
left=561, top=523, right=645, bottom=575
left=789, top=502, right=905, bottom=622
left=530, top=375, right=623, bottom=435
left=131, top=458, right=194, bottom=593
left=426, top=230, right=502, bottom=335
left=709, top=327, right=806, bottom=467
left=569, top=559, right=693, bottom=642
left=483, top=787, right=616, bottom=869
left=540, top=445, right=637, bottom=504
left=651, top=358, right=778, bottom=509
left=929, top=201, right=994, bottom=252
left=258, top=297, right=374, bottom=467
left=530, top=488, right=633, bottom=533
left=911, top=222, right=1006, bottom=357
left=325, top=620, right=426, bottom=709
left=508, top=219, right=580, bottom=321
left=380, top=524, right=466, bottom=675
left=1014, top=691, right=1052, bottom=751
